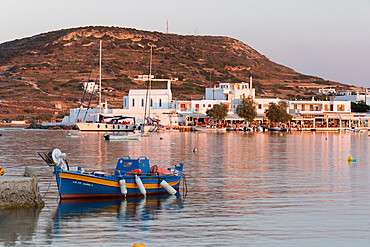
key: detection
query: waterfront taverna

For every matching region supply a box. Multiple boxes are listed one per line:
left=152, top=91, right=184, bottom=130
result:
left=61, top=77, right=369, bottom=130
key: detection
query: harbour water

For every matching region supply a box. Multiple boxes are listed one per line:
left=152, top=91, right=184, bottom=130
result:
left=0, top=128, right=369, bottom=246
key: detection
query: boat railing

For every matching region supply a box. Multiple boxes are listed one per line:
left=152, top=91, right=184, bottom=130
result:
left=120, top=155, right=131, bottom=159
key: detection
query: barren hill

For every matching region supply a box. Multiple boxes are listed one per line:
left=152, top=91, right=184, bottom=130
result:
left=0, top=26, right=352, bottom=119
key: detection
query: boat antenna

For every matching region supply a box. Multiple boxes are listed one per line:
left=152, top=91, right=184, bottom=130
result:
left=99, top=40, right=102, bottom=115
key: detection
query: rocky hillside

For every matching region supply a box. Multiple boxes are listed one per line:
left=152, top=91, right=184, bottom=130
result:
left=0, top=26, right=353, bottom=120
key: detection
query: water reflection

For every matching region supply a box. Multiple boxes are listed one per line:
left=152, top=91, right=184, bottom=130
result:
left=52, top=194, right=183, bottom=233
left=1, top=129, right=369, bottom=246
left=0, top=207, right=42, bottom=246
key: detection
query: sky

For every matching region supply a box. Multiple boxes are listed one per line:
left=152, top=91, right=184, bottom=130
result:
left=1, top=0, right=369, bottom=88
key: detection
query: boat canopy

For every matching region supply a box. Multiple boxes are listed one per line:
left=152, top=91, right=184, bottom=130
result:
left=115, top=156, right=151, bottom=174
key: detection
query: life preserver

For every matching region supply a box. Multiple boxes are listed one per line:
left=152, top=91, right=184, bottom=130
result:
left=0, top=166, right=4, bottom=176
left=126, top=169, right=143, bottom=175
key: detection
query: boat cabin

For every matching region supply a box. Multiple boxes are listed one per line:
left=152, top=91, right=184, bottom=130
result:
left=115, top=156, right=151, bottom=175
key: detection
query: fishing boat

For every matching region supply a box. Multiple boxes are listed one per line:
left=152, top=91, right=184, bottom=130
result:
left=103, top=132, right=141, bottom=141
left=38, top=148, right=184, bottom=199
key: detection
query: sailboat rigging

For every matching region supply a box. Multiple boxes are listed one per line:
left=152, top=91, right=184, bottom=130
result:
left=141, top=45, right=157, bottom=133
left=75, top=41, right=137, bottom=132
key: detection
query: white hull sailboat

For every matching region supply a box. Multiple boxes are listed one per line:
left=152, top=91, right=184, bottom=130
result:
left=76, top=122, right=137, bottom=132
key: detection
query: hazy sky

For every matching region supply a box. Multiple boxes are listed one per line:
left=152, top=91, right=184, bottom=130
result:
left=1, top=0, right=369, bottom=87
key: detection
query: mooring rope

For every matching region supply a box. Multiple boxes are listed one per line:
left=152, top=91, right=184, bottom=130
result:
left=182, top=173, right=188, bottom=198
left=41, top=171, right=55, bottom=199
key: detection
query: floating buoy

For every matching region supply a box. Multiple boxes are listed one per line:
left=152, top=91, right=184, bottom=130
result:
left=135, top=175, right=146, bottom=197
left=160, top=180, right=177, bottom=195
left=0, top=166, right=4, bottom=176
left=348, top=156, right=357, bottom=162
left=280, top=133, right=283, bottom=136
left=132, top=243, right=145, bottom=247
left=160, top=137, right=163, bottom=140
left=193, top=147, right=198, bottom=153
left=119, top=179, right=127, bottom=196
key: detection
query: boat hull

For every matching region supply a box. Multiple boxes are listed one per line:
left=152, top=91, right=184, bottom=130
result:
left=54, top=167, right=182, bottom=199
left=76, top=122, right=136, bottom=132
left=193, top=126, right=227, bottom=132
left=103, top=133, right=141, bottom=140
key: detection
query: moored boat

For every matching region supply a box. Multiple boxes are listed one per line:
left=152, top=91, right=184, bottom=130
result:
left=76, top=116, right=137, bottom=132
left=193, top=126, right=227, bottom=132
left=38, top=149, right=184, bottom=199
left=103, top=132, right=141, bottom=140
left=66, top=131, right=84, bottom=138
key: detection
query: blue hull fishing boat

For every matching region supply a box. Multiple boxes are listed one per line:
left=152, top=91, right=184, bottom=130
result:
left=38, top=149, right=184, bottom=200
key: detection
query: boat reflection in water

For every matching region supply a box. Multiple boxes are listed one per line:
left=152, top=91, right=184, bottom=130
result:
left=53, top=194, right=183, bottom=232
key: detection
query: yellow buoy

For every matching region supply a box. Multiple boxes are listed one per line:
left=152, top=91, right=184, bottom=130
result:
left=348, top=156, right=353, bottom=162
left=132, top=244, right=145, bottom=247
left=280, top=133, right=283, bottom=136
left=0, top=166, right=4, bottom=176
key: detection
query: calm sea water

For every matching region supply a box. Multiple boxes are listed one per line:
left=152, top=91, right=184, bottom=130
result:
left=0, top=128, right=369, bottom=246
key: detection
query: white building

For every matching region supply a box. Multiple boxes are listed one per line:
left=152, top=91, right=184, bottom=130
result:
left=288, top=100, right=351, bottom=115
left=205, top=77, right=255, bottom=101
left=122, top=80, right=178, bottom=125
left=82, top=82, right=99, bottom=94
left=335, top=90, right=370, bottom=106
left=174, top=77, right=280, bottom=124
left=134, top=75, right=155, bottom=81
left=318, top=88, right=336, bottom=95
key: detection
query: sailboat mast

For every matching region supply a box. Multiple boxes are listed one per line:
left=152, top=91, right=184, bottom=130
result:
left=148, top=45, right=153, bottom=118
left=99, top=40, right=102, bottom=115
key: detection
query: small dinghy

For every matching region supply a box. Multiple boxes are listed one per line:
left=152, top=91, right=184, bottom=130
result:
left=103, top=133, right=141, bottom=141
left=38, top=148, right=184, bottom=199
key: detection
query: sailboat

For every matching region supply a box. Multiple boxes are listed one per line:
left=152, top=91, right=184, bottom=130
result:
left=75, top=41, right=137, bottom=132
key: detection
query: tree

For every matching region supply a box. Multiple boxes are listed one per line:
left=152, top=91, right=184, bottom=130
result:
left=265, top=101, right=292, bottom=124
left=236, top=97, right=257, bottom=123
left=206, top=103, right=228, bottom=123
left=351, top=101, right=369, bottom=112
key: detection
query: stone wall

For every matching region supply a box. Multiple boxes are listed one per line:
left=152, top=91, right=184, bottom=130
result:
left=0, top=177, right=44, bottom=208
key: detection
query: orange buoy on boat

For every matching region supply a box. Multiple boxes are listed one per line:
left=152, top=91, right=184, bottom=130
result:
left=0, top=166, right=4, bottom=176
